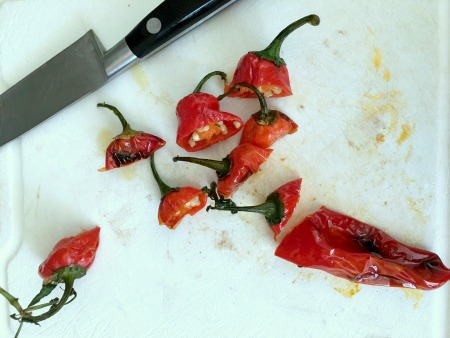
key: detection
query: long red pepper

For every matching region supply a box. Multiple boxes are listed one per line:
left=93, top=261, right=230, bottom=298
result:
left=275, top=207, right=450, bottom=290
left=176, top=71, right=243, bottom=152
left=0, top=227, right=100, bottom=336
left=226, top=15, right=320, bottom=98
left=98, top=103, right=166, bottom=171
left=205, top=179, right=302, bottom=239
left=219, top=82, right=298, bottom=148
left=173, top=143, right=273, bottom=198
left=150, top=154, right=208, bottom=229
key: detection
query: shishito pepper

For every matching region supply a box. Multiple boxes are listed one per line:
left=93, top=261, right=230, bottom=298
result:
left=225, top=14, right=320, bottom=98
left=174, top=143, right=272, bottom=198
left=275, top=207, right=450, bottom=290
left=205, top=179, right=302, bottom=239
left=0, top=227, right=100, bottom=336
left=150, top=154, right=208, bottom=229
left=98, top=103, right=166, bottom=171
left=176, top=71, right=244, bottom=152
left=220, top=82, right=298, bottom=148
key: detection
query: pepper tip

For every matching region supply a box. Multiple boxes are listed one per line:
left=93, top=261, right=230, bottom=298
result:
left=310, top=14, right=320, bottom=26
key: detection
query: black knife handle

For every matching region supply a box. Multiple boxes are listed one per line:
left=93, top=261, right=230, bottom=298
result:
left=125, top=0, right=236, bottom=59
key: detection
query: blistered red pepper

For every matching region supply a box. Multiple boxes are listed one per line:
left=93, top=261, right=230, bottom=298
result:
left=98, top=103, right=166, bottom=171
left=221, top=82, right=298, bottom=148
left=150, top=154, right=207, bottom=229
left=225, top=15, right=320, bottom=98
left=275, top=207, right=450, bottom=290
left=0, top=227, right=100, bottom=335
left=206, top=179, right=302, bottom=239
left=176, top=71, right=243, bottom=152
left=174, top=143, right=272, bottom=198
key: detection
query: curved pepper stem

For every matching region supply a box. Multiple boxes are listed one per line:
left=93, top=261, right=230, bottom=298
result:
left=150, top=154, right=177, bottom=198
left=193, top=71, right=228, bottom=93
left=173, top=156, right=231, bottom=178
left=97, top=103, right=136, bottom=137
left=254, top=14, right=320, bottom=67
left=204, top=182, right=285, bottom=225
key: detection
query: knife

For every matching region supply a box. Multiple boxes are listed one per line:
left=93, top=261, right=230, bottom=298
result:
left=0, top=0, right=237, bottom=147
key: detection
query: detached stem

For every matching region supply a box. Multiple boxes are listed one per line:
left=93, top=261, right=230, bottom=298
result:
left=150, top=154, right=175, bottom=197
left=97, top=103, right=133, bottom=134
left=193, top=71, right=227, bottom=93
left=211, top=201, right=277, bottom=217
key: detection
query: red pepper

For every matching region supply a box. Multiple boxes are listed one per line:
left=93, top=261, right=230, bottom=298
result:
left=98, top=103, right=166, bottom=171
left=176, top=71, right=244, bottom=152
left=0, top=227, right=100, bottom=335
left=225, top=15, right=320, bottom=98
left=220, top=82, right=298, bottom=148
left=275, top=207, right=450, bottom=290
left=150, top=154, right=208, bottom=229
left=174, top=143, right=273, bottom=198
left=205, top=179, right=302, bottom=239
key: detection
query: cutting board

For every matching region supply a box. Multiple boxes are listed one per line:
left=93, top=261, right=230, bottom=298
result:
left=1, top=0, right=449, bottom=337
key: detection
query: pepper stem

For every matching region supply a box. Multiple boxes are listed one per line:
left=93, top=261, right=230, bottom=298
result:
left=97, top=103, right=134, bottom=134
left=0, top=287, right=24, bottom=315
left=254, top=14, right=320, bottom=67
left=205, top=182, right=285, bottom=225
left=173, top=156, right=231, bottom=178
left=150, top=154, right=176, bottom=197
left=193, top=71, right=228, bottom=93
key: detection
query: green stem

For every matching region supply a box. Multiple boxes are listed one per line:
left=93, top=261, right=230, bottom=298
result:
left=173, top=156, right=231, bottom=177
left=24, top=298, right=59, bottom=313
left=97, top=103, right=133, bottom=134
left=193, top=71, right=227, bottom=93
left=0, top=287, right=24, bottom=315
left=150, top=154, right=176, bottom=197
left=254, top=14, right=320, bottom=66
left=14, top=321, right=24, bottom=338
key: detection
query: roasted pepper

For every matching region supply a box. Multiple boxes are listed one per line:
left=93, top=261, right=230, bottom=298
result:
left=220, top=82, right=298, bottom=148
left=98, top=103, right=166, bottom=171
left=150, top=154, right=208, bottom=229
left=0, top=227, right=100, bottom=336
left=205, top=179, right=302, bottom=239
left=275, top=207, right=450, bottom=290
left=176, top=71, right=244, bottom=152
left=174, top=143, right=272, bottom=198
left=225, top=15, right=320, bottom=98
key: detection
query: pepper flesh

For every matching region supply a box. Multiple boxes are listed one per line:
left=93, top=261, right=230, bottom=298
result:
left=98, top=103, right=166, bottom=171
left=225, top=15, right=320, bottom=98
left=176, top=92, right=243, bottom=152
left=39, top=227, right=100, bottom=280
left=158, top=187, right=208, bottom=229
left=275, top=207, right=450, bottom=290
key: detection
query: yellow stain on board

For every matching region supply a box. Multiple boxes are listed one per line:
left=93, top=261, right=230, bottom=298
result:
left=120, top=165, right=138, bottom=181
left=383, top=69, right=391, bottom=82
left=402, top=288, right=423, bottom=310
left=406, top=197, right=430, bottom=224
left=327, top=276, right=361, bottom=298
left=372, top=47, right=382, bottom=71
left=397, top=124, right=413, bottom=145
left=97, top=128, right=115, bottom=153
left=131, top=64, right=149, bottom=90
left=362, top=90, right=403, bottom=134
left=376, top=133, right=386, bottom=143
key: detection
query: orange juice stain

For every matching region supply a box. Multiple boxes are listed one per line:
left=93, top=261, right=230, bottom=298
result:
left=397, top=124, right=413, bottom=145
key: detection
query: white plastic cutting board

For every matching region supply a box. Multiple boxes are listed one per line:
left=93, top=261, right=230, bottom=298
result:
left=1, top=1, right=449, bottom=337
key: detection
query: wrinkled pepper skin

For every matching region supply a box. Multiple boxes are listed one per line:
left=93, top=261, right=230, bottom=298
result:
left=158, top=187, right=208, bottom=229
left=102, top=133, right=166, bottom=171
left=225, top=53, right=292, bottom=98
left=219, top=143, right=273, bottom=198
left=269, top=178, right=302, bottom=239
left=39, top=227, right=101, bottom=280
left=240, top=111, right=298, bottom=148
left=275, top=207, right=450, bottom=290
left=176, top=93, right=243, bottom=152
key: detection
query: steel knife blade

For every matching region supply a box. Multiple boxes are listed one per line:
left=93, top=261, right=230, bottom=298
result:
left=0, top=0, right=237, bottom=147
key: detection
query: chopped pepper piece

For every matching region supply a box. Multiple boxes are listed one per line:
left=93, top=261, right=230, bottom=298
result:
left=275, top=207, right=450, bottom=290
left=174, top=143, right=272, bottom=198
left=98, top=103, right=166, bottom=171
left=150, top=154, right=207, bottom=229
left=176, top=71, right=243, bottom=152
left=205, top=179, right=302, bottom=239
left=225, top=14, right=320, bottom=98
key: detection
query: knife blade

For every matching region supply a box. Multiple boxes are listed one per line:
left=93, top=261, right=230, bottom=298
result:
left=0, top=0, right=237, bottom=147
